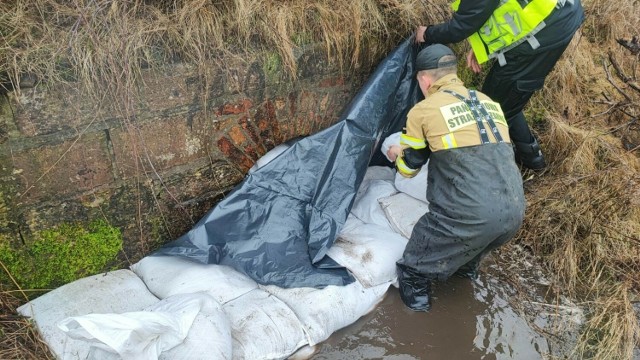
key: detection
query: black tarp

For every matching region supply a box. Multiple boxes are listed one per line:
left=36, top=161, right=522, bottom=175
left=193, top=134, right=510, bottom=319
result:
left=155, top=38, right=422, bottom=288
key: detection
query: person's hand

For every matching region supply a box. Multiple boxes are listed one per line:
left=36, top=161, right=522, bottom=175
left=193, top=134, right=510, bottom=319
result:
left=415, top=26, right=427, bottom=43
left=466, top=49, right=482, bottom=74
left=387, top=145, right=402, bottom=162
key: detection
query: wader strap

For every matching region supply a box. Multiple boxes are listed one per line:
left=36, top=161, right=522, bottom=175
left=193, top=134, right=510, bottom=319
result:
left=443, top=90, right=491, bottom=145
left=443, top=90, right=504, bottom=144
left=468, top=90, right=504, bottom=143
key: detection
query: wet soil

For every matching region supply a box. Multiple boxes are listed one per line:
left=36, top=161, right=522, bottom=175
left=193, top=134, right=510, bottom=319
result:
left=312, top=251, right=580, bottom=360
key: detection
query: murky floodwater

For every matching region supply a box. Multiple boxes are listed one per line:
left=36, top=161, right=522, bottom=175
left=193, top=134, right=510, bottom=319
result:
left=311, top=265, right=553, bottom=360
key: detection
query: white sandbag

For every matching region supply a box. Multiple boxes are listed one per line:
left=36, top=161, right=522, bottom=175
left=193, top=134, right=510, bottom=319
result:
left=350, top=179, right=397, bottom=228
left=341, top=213, right=365, bottom=234
left=57, top=293, right=222, bottom=360
left=288, top=345, right=317, bottom=360
left=222, top=288, right=307, bottom=360
left=353, top=166, right=395, bottom=206
left=362, top=165, right=396, bottom=182
left=17, top=270, right=159, bottom=360
left=248, top=143, right=290, bottom=173
left=261, top=280, right=392, bottom=346
left=328, top=223, right=408, bottom=287
left=131, top=256, right=257, bottom=304
left=160, top=305, right=232, bottom=360
left=394, top=162, right=429, bottom=204
left=379, top=192, right=430, bottom=239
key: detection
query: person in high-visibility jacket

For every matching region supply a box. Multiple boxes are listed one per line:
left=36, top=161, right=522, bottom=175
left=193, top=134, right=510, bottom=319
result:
left=415, top=0, right=584, bottom=170
left=387, top=44, right=525, bottom=312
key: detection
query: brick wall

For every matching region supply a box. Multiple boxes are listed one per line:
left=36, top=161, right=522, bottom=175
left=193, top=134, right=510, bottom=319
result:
left=0, top=46, right=367, bottom=259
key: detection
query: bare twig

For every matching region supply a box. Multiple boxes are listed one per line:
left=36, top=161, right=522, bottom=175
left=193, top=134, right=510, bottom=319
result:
left=608, top=52, right=640, bottom=94
left=591, top=104, right=618, bottom=118
left=606, top=117, right=638, bottom=134
left=0, top=261, right=28, bottom=302
left=617, top=36, right=640, bottom=56
left=603, top=59, right=633, bottom=102
left=627, top=143, right=640, bottom=153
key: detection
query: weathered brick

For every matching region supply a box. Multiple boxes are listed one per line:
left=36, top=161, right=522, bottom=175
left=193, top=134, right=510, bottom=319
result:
left=217, top=136, right=255, bottom=172
left=211, top=116, right=238, bottom=133
left=244, top=144, right=262, bottom=162
left=228, top=125, right=247, bottom=145
left=238, top=116, right=267, bottom=154
left=216, top=99, right=253, bottom=116
left=254, top=100, right=282, bottom=150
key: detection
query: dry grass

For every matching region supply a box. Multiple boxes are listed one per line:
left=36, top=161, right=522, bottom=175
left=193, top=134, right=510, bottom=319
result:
left=0, top=280, right=53, bottom=360
left=517, top=0, right=640, bottom=357
left=1, top=0, right=640, bottom=358
left=0, top=0, right=447, bottom=104
left=0, top=259, right=53, bottom=359
left=521, top=115, right=640, bottom=358
left=0, top=293, right=53, bottom=360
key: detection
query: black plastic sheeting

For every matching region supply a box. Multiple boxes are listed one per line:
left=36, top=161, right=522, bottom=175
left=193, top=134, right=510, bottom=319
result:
left=155, top=38, right=423, bottom=288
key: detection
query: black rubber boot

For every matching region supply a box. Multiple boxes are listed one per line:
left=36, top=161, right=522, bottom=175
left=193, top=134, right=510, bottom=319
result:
left=454, top=261, right=480, bottom=280
left=397, top=265, right=432, bottom=312
left=513, top=138, right=546, bottom=170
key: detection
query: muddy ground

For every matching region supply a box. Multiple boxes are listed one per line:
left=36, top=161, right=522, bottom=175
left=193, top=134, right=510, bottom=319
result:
left=312, top=246, right=586, bottom=359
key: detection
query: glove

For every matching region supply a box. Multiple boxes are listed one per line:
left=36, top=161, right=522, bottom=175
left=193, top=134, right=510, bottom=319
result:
left=381, top=132, right=402, bottom=162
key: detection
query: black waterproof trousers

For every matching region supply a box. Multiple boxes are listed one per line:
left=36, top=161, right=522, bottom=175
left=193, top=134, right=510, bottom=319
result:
left=397, top=144, right=525, bottom=283
left=481, top=41, right=572, bottom=143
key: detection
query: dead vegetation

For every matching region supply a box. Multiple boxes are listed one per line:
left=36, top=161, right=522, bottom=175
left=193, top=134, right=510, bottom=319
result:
left=1, top=0, right=640, bottom=358
left=0, top=290, right=53, bottom=359
left=516, top=0, right=640, bottom=357
left=0, top=0, right=444, bottom=103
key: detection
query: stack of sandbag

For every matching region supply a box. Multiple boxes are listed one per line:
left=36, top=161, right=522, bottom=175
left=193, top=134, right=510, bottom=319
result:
left=17, top=165, right=432, bottom=360
left=17, top=270, right=232, bottom=360
left=132, top=256, right=308, bottom=359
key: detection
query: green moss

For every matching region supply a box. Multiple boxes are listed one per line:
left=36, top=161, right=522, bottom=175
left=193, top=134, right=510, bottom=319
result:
left=147, top=214, right=169, bottom=251
left=0, top=220, right=123, bottom=290
left=262, top=51, right=282, bottom=84
left=291, top=31, right=313, bottom=47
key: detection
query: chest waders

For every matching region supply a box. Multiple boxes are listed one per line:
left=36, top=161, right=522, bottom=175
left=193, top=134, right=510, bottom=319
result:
left=452, top=0, right=572, bottom=65
left=443, top=89, right=505, bottom=144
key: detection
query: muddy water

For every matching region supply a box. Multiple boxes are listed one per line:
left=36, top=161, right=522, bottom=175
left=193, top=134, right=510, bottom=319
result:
left=312, top=268, right=549, bottom=359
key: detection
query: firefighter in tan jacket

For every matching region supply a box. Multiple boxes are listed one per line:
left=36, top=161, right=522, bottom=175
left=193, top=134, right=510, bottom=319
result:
left=387, top=44, right=525, bottom=311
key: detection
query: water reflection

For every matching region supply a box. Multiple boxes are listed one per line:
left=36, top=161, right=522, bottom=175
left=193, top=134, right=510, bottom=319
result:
left=312, top=270, right=548, bottom=359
